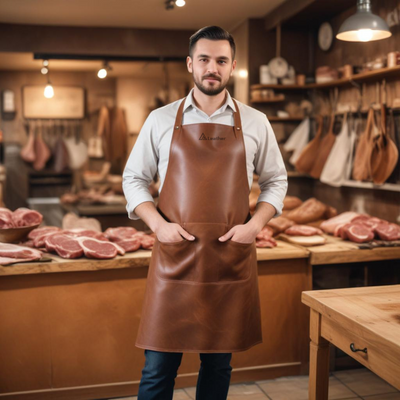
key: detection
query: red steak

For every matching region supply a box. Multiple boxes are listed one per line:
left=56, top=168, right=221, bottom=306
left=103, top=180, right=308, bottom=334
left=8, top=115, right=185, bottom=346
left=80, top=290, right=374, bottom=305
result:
left=44, top=234, right=83, bottom=259
left=76, top=237, right=125, bottom=259
left=284, top=225, right=323, bottom=236
left=0, top=243, right=42, bottom=261
left=12, top=208, right=43, bottom=227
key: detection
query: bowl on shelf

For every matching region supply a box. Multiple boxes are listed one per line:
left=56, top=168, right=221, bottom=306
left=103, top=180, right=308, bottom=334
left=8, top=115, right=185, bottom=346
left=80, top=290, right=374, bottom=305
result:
left=0, top=224, right=40, bottom=243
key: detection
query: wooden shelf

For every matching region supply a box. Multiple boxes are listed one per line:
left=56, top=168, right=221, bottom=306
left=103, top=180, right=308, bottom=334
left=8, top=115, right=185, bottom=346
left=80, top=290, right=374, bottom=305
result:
left=287, top=172, right=400, bottom=191
left=268, top=116, right=303, bottom=122
left=251, top=65, right=400, bottom=91
left=251, top=94, right=285, bottom=103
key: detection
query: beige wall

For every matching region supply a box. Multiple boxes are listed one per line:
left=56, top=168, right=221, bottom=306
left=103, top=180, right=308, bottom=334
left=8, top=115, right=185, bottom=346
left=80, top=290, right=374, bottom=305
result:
left=0, top=70, right=116, bottom=145
left=116, top=76, right=191, bottom=135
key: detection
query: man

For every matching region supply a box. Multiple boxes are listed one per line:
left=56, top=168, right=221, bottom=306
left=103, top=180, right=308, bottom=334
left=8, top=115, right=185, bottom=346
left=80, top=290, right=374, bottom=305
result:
left=123, top=26, right=287, bottom=400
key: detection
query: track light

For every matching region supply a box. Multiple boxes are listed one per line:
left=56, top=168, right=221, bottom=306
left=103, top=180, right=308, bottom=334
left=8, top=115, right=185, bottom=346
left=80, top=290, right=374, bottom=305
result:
left=98, top=61, right=112, bottom=79
left=41, top=60, right=54, bottom=98
left=165, top=0, right=186, bottom=10
left=41, top=59, right=49, bottom=75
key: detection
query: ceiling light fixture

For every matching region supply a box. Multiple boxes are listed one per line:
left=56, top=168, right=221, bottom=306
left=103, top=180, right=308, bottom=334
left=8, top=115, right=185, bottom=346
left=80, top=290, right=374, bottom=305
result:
left=165, top=0, right=174, bottom=10
left=175, top=0, right=185, bottom=7
left=336, top=0, right=392, bottom=42
left=44, top=76, right=54, bottom=99
left=41, top=59, right=49, bottom=75
left=97, top=61, right=112, bottom=79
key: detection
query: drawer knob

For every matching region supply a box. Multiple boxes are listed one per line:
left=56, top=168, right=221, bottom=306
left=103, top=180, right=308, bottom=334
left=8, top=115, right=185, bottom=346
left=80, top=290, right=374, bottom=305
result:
left=350, top=343, right=368, bottom=354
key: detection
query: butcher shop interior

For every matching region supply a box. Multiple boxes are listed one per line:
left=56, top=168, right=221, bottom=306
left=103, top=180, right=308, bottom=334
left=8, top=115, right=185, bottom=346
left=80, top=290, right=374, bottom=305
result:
left=1, top=0, right=400, bottom=399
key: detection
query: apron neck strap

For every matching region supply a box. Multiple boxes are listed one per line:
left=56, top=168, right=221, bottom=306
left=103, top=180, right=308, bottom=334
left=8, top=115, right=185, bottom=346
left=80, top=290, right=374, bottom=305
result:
left=174, top=97, right=186, bottom=130
left=173, top=96, right=243, bottom=132
left=231, top=98, right=242, bottom=133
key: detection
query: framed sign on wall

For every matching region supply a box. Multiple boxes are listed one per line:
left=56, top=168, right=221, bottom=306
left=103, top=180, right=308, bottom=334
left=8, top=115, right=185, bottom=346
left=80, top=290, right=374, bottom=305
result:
left=22, top=86, right=85, bottom=119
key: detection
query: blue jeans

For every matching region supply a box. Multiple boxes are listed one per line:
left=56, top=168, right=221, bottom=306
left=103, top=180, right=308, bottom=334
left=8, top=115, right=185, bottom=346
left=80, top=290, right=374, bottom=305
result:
left=137, top=349, right=232, bottom=400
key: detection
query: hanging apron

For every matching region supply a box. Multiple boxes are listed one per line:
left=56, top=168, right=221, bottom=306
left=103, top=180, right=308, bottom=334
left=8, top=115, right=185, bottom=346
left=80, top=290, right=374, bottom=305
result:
left=135, top=98, right=262, bottom=353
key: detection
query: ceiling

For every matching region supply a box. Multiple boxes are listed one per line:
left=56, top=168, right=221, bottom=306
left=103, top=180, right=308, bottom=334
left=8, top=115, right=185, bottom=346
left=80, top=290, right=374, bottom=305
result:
left=0, top=52, right=192, bottom=78
left=284, top=0, right=355, bottom=28
left=0, top=0, right=286, bottom=31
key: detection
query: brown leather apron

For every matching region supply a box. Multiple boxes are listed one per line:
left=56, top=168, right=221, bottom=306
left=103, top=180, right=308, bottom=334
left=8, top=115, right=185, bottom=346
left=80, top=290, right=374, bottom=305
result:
left=135, top=97, right=262, bottom=353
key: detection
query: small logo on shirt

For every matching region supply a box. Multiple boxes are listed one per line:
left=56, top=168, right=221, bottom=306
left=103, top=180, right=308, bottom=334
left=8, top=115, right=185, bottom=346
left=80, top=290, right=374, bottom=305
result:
left=199, top=133, right=226, bottom=141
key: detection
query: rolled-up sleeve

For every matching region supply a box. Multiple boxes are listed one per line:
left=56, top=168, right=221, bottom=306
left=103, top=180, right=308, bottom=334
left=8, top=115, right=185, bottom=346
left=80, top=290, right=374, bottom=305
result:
left=255, top=116, right=288, bottom=217
left=122, top=112, right=158, bottom=220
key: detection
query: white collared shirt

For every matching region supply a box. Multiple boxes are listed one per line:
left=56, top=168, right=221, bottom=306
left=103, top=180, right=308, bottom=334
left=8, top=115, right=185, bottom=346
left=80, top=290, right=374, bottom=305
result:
left=123, top=88, right=288, bottom=220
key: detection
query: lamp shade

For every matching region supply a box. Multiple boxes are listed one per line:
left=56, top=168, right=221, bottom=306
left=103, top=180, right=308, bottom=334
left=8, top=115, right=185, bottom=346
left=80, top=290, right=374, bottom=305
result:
left=337, top=0, right=391, bottom=42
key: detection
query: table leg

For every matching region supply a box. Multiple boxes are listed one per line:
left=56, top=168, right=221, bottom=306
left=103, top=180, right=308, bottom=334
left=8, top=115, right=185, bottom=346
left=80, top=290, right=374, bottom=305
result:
left=309, top=309, right=330, bottom=400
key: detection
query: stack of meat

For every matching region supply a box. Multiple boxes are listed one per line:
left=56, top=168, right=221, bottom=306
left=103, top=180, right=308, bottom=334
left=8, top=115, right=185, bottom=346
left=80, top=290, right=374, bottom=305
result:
left=320, top=212, right=400, bottom=243
left=0, top=207, right=43, bottom=228
left=257, top=197, right=335, bottom=247
left=256, top=226, right=277, bottom=248
left=24, top=226, right=155, bottom=260
left=0, top=243, right=42, bottom=265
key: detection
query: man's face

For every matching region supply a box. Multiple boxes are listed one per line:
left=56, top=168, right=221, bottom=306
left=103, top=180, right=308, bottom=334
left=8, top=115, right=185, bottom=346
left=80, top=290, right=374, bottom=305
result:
left=187, top=39, right=236, bottom=96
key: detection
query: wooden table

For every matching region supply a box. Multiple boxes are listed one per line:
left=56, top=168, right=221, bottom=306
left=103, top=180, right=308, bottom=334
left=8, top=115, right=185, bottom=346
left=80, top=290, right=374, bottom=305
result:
left=302, top=285, right=400, bottom=400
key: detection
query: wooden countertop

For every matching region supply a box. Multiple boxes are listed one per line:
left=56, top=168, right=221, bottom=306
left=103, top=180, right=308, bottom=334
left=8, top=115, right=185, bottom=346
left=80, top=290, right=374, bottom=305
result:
left=2, top=234, right=399, bottom=276
left=0, top=240, right=308, bottom=277
left=305, top=235, right=400, bottom=265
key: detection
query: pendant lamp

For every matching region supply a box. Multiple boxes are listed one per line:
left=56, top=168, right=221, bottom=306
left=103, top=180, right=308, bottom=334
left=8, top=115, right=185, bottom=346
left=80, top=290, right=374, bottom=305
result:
left=336, top=0, right=391, bottom=42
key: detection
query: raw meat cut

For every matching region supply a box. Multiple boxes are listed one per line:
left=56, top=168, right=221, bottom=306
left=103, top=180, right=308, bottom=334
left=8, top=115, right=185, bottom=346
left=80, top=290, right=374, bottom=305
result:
left=286, top=198, right=327, bottom=224
left=0, top=243, right=42, bottom=260
left=256, top=226, right=274, bottom=240
left=283, top=196, right=302, bottom=211
left=45, top=234, right=83, bottom=259
left=320, top=212, right=359, bottom=234
left=28, top=226, right=61, bottom=240
left=62, top=212, right=102, bottom=232
left=0, top=208, right=15, bottom=228
left=64, top=229, right=108, bottom=241
left=115, top=238, right=141, bottom=252
left=284, top=225, right=323, bottom=236
left=256, top=238, right=277, bottom=248
left=139, top=235, right=155, bottom=250
left=345, top=224, right=374, bottom=243
left=12, top=208, right=43, bottom=227
left=324, top=206, right=338, bottom=219
left=375, top=223, right=400, bottom=241
left=76, top=237, right=125, bottom=259
left=33, top=231, right=60, bottom=248
left=104, top=227, right=138, bottom=241
left=267, top=217, right=295, bottom=235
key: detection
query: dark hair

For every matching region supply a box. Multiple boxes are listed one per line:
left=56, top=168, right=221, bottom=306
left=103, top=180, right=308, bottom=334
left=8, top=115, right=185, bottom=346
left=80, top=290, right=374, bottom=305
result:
left=189, top=26, right=236, bottom=60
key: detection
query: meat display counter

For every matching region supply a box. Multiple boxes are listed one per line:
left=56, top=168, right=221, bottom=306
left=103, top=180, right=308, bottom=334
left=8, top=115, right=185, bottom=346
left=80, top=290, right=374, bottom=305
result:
left=0, top=241, right=310, bottom=400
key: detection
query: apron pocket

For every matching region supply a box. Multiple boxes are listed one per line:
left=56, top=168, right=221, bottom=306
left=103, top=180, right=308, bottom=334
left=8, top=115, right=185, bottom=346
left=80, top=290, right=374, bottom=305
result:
left=156, top=238, right=196, bottom=281
left=184, top=222, right=253, bottom=283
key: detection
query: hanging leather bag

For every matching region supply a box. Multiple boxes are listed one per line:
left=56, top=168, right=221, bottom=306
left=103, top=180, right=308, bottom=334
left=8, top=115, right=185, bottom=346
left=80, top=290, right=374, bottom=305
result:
left=295, top=115, right=323, bottom=174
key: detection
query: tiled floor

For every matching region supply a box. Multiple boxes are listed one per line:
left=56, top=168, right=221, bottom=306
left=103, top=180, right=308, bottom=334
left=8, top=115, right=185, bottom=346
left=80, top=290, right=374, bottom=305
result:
left=111, top=368, right=400, bottom=400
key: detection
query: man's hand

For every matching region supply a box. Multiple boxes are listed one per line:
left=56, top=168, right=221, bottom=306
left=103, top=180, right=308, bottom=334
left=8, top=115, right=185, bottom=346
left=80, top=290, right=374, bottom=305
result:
left=156, top=221, right=195, bottom=243
left=219, top=202, right=277, bottom=244
left=218, top=223, right=258, bottom=244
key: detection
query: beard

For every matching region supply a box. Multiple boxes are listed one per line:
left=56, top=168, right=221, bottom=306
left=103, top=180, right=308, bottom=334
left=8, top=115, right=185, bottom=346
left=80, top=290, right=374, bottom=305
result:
left=192, top=70, right=229, bottom=96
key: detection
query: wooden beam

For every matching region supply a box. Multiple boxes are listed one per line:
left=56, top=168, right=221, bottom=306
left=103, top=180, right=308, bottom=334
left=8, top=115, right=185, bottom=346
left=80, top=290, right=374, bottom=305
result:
left=0, top=23, right=192, bottom=59
left=264, top=0, right=317, bottom=30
